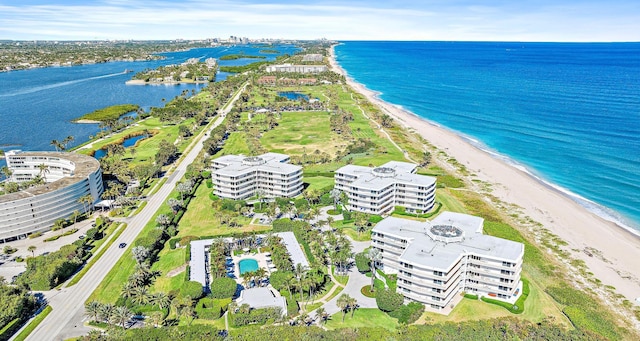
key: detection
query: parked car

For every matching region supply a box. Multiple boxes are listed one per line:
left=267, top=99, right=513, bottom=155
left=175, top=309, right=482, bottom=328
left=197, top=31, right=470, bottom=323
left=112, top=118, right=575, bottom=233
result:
left=118, top=242, right=127, bottom=248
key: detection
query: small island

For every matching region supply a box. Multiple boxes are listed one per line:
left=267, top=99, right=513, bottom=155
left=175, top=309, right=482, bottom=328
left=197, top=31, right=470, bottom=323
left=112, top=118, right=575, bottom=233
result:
left=259, top=49, right=279, bottom=54
left=74, top=104, right=140, bottom=123
left=127, top=58, right=217, bottom=85
left=219, top=54, right=266, bottom=60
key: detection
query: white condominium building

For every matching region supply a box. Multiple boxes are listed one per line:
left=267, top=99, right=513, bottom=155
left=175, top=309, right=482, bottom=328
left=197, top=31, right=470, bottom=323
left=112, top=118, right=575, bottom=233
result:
left=371, top=212, right=524, bottom=312
left=334, top=161, right=436, bottom=215
left=0, top=151, right=103, bottom=242
left=265, top=63, right=328, bottom=73
left=212, top=153, right=303, bottom=200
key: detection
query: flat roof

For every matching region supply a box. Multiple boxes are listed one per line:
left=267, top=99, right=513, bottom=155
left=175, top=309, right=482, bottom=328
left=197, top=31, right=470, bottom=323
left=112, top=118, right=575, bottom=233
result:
left=373, top=212, right=524, bottom=271
left=189, top=239, right=211, bottom=287
left=213, top=152, right=300, bottom=176
left=275, top=231, right=309, bottom=269
left=336, top=161, right=434, bottom=190
left=0, top=151, right=100, bottom=204
left=238, top=287, right=287, bottom=314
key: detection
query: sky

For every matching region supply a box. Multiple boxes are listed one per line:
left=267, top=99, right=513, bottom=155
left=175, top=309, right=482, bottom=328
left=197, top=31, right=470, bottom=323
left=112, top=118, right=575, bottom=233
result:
left=1, top=0, right=639, bottom=42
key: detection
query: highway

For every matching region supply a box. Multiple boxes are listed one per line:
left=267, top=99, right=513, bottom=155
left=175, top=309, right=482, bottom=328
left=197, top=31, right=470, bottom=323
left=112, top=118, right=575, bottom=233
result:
left=26, top=83, right=247, bottom=341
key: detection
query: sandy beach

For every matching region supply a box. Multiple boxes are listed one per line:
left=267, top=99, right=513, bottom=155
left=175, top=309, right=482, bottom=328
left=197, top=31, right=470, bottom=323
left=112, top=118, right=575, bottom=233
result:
left=328, top=45, right=640, bottom=310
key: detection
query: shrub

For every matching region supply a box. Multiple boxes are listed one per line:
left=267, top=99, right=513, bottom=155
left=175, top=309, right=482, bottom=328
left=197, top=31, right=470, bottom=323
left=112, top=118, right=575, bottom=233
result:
left=464, top=293, right=478, bottom=300
left=85, top=228, right=102, bottom=241
left=209, top=192, right=218, bottom=201
left=388, top=302, right=425, bottom=324
left=269, top=271, right=294, bottom=291
left=368, top=215, right=383, bottom=224
left=28, top=232, right=42, bottom=239
left=375, top=288, right=404, bottom=312
left=230, top=307, right=281, bottom=327
left=206, top=179, right=213, bottom=188
left=169, top=238, right=180, bottom=250
left=210, top=277, right=237, bottom=299
left=180, top=281, right=204, bottom=300
left=355, top=252, right=370, bottom=273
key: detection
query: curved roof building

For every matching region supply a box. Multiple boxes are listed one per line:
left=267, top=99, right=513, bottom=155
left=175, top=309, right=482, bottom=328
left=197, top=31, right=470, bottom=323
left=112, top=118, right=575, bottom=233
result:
left=0, top=151, right=103, bottom=242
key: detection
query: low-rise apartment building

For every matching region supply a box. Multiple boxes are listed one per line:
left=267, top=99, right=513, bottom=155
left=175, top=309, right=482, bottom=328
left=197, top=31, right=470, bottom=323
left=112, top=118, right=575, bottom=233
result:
left=212, top=153, right=303, bottom=200
left=265, top=64, right=327, bottom=73
left=334, top=161, right=436, bottom=215
left=371, top=212, right=524, bottom=312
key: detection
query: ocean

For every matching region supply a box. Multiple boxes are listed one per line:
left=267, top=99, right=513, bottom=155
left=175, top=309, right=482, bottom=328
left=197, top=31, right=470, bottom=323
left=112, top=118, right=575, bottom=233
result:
left=335, top=41, right=640, bottom=232
left=0, top=43, right=297, bottom=168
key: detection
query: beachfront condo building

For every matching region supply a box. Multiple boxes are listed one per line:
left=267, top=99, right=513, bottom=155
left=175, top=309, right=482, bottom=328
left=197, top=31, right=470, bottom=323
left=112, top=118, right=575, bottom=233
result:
left=265, top=64, right=328, bottom=73
left=334, top=161, right=436, bottom=215
left=371, top=212, right=524, bottom=312
left=211, top=153, right=303, bottom=200
left=0, top=151, right=103, bottom=242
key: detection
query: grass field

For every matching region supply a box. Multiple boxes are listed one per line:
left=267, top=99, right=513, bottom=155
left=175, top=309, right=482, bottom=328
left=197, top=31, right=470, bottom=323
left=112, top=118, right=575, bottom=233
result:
left=261, top=111, right=343, bottom=157
left=303, top=176, right=334, bottom=192
left=13, top=305, right=53, bottom=341
left=325, top=308, right=398, bottom=331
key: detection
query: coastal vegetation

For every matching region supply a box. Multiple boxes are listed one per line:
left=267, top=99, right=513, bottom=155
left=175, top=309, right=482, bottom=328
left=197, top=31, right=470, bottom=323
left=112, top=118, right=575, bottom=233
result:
left=259, top=49, right=279, bottom=54
left=219, top=54, right=266, bottom=60
left=131, top=59, right=217, bottom=84
left=74, top=104, right=140, bottom=122
left=0, top=40, right=218, bottom=72
left=219, top=61, right=269, bottom=73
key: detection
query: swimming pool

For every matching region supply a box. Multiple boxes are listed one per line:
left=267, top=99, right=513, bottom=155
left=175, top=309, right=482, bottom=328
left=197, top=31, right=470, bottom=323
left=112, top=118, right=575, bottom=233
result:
left=239, top=258, right=259, bottom=275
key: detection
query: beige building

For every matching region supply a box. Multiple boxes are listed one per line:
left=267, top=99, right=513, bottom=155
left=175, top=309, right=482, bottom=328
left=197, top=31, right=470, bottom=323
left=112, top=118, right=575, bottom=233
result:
left=211, top=153, right=303, bottom=200
left=371, top=212, right=524, bottom=312
left=334, top=161, right=436, bottom=215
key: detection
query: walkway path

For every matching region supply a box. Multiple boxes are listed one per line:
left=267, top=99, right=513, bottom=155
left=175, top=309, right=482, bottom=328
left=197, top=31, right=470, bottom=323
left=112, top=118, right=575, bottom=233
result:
left=26, top=83, right=249, bottom=341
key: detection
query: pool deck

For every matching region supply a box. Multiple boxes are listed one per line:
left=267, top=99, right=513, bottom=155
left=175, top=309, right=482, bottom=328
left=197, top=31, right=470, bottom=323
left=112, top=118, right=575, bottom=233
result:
left=232, top=251, right=273, bottom=285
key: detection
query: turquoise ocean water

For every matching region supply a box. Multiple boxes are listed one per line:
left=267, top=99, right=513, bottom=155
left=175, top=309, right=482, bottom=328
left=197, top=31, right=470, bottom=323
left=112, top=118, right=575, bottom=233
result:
left=335, top=41, right=640, bottom=233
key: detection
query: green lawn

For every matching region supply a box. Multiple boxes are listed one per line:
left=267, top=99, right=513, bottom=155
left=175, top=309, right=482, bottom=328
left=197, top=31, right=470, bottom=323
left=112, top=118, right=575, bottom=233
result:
left=261, top=111, right=343, bottom=157
left=436, top=190, right=469, bottom=214
left=216, top=132, right=250, bottom=156
left=13, top=305, right=52, bottom=341
left=325, top=308, right=398, bottom=331
left=303, top=176, right=334, bottom=192
left=177, top=183, right=269, bottom=238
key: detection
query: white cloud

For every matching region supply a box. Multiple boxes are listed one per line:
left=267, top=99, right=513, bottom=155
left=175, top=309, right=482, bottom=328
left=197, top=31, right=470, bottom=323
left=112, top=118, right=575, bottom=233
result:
left=0, top=1, right=638, bottom=41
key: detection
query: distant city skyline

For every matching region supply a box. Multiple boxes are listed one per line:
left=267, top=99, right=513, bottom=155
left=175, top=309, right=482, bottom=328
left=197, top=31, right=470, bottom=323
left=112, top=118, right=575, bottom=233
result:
left=1, top=0, right=639, bottom=42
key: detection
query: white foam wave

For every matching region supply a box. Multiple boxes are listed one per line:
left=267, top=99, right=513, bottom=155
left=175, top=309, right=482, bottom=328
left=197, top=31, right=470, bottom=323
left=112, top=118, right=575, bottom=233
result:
left=468, top=140, right=640, bottom=236
left=0, top=72, right=125, bottom=98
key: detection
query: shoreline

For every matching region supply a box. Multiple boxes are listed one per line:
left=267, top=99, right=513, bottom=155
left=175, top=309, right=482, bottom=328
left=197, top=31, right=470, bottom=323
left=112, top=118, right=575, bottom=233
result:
left=329, top=45, right=640, bottom=304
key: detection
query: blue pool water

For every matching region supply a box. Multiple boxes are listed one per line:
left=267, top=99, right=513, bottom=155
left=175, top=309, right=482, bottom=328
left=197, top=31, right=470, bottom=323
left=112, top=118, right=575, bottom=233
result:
left=238, top=259, right=259, bottom=275
left=335, top=41, right=640, bottom=232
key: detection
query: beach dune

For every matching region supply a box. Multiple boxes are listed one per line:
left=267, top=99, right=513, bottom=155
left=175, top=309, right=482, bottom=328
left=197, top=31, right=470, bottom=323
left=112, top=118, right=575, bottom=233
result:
left=328, top=45, right=640, bottom=309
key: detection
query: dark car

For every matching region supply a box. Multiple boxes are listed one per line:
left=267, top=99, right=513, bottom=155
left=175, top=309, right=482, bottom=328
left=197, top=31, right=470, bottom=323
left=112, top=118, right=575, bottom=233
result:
left=118, top=242, right=127, bottom=249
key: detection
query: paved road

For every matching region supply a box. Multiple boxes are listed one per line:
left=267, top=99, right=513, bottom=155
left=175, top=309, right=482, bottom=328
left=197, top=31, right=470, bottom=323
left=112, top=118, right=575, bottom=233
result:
left=26, top=83, right=247, bottom=341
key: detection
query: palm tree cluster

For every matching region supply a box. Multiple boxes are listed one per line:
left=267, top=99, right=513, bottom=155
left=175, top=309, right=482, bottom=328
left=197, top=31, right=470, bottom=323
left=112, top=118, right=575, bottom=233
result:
left=325, top=231, right=352, bottom=276
left=49, top=135, right=75, bottom=152
left=120, top=263, right=161, bottom=307
left=85, top=301, right=132, bottom=329
left=336, top=294, right=358, bottom=322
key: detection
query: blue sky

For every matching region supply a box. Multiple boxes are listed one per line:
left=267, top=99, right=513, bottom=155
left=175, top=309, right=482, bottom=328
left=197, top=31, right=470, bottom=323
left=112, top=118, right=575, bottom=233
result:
left=1, top=0, right=638, bottom=41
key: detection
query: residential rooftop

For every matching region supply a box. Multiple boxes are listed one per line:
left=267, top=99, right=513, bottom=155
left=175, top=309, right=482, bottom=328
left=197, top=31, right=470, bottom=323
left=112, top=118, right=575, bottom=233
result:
left=0, top=151, right=101, bottom=203
left=373, top=212, right=524, bottom=271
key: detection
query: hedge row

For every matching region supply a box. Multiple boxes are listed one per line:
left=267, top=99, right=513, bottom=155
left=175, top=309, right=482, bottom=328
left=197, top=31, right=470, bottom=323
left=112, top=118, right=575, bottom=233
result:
left=392, top=202, right=442, bottom=218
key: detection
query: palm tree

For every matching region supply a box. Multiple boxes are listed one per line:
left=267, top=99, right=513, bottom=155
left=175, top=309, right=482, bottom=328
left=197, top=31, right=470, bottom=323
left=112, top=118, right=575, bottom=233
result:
left=0, top=166, right=12, bottom=180
left=131, top=246, right=150, bottom=265
left=85, top=301, right=102, bottom=322
left=50, top=139, right=61, bottom=152
left=316, top=307, right=328, bottom=325
left=294, top=263, right=307, bottom=301
left=181, top=305, right=196, bottom=325
left=348, top=296, right=358, bottom=318
left=27, top=245, right=36, bottom=257
left=111, top=306, right=131, bottom=329
left=78, top=194, right=94, bottom=215
left=148, top=310, right=164, bottom=328
left=121, top=282, right=137, bottom=299
left=131, top=287, right=151, bottom=306
left=151, top=292, right=171, bottom=310
left=99, top=303, right=114, bottom=323
left=337, top=294, right=350, bottom=322
left=367, top=248, right=381, bottom=291
left=241, top=271, right=253, bottom=288
left=37, top=163, right=50, bottom=182
left=254, top=267, right=267, bottom=287
left=71, top=210, right=80, bottom=225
